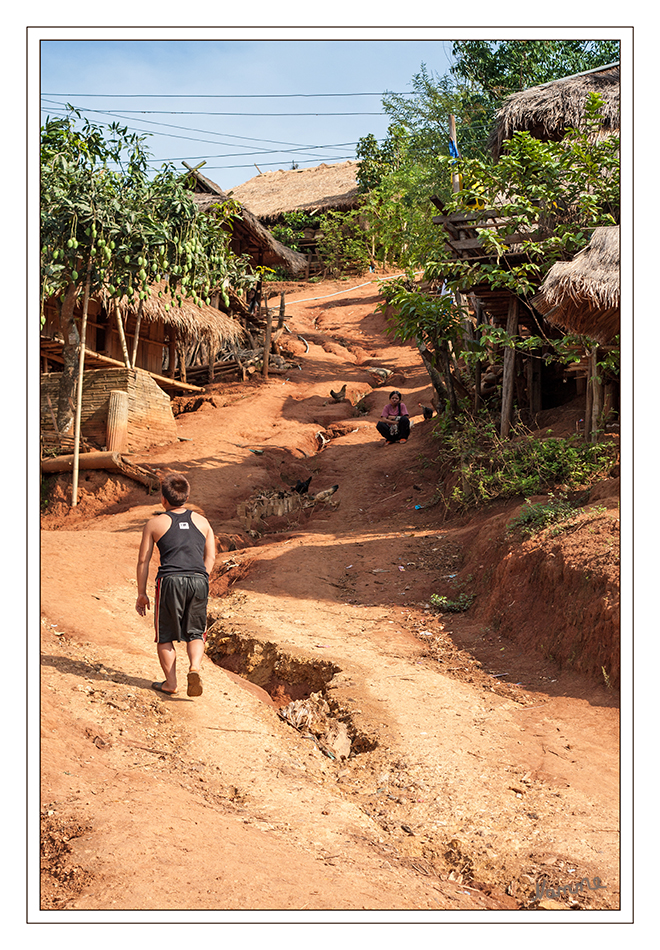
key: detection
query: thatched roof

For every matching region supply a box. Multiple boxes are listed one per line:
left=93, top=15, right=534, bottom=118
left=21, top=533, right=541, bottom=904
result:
left=184, top=165, right=307, bottom=276
left=228, top=161, right=361, bottom=223
left=489, top=63, right=620, bottom=159
left=532, top=226, right=620, bottom=343
left=108, top=280, right=245, bottom=351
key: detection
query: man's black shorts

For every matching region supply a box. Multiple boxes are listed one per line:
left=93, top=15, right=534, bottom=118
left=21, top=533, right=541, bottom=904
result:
left=154, top=573, right=209, bottom=643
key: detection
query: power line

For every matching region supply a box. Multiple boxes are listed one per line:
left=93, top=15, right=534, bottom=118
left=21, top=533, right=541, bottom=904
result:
left=40, top=100, right=375, bottom=150
left=40, top=106, right=366, bottom=163
left=42, top=91, right=414, bottom=99
left=49, top=108, right=385, bottom=117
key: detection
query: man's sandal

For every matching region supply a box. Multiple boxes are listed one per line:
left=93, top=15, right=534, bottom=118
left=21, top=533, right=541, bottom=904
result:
left=187, top=670, right=203, bottom=697
left=152, top=681, right=177, bottom=695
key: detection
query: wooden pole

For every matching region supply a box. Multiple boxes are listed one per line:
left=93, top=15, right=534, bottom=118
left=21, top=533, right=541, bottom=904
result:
left=449, top=115, right=461, bottom=194
left=207, top=337, right=215, bottom=383
left=526, top=352, right=542, bottom=421
left=262, top=304, right=273, bottom=379
left=590, top=345, right=604, bottom=442
left=168, top=327, right=177, bottom=378
left=473, top=299, right=483, bottom=413
left=71, top=254, right=94, bottom=506
left=584, top=361, right=594, bottom=442
left=500, top=296, right=519, bottom=439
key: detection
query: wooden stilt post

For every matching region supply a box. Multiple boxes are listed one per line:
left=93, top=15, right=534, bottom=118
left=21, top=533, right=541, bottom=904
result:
left=473, top=298, right=483, bottom=413
left=526, top=352, right=542, bottom=423
left=168, top=328, right=177, bottom=378
left=500, top=297, right=519, bottom=439
left=262, top=304, right=273, bottom=379
left=590, top=345, right=604, bottom=441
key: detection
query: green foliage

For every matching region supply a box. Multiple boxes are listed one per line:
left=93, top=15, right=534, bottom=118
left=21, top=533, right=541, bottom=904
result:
left=430, top=591, right=475, bottom=613
left=315, top=209, right=371, bottom=277
left=505, top=494, right=577, bottom=538
left=442, top=414, right=617, bottom=507
left=40, top=107, right=255, bottom=320
left=451, top=40, right=620, bottom=101
left=426, top=94, right=619, bottom=298
left=380, top=277, right=465, bottom=347
left=379, top=64, right=493, bottom=162
left=271, top=210, right=320, bottom=251
left=355, top=64, right=494, bottom=266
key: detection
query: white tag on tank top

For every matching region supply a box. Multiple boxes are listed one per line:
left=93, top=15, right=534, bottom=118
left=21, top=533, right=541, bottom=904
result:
left=179, top=523, right=189, bottom=529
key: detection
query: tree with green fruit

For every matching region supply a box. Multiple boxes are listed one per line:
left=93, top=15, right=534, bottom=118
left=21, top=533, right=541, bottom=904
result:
left=41, top=108, right=250, bottom=434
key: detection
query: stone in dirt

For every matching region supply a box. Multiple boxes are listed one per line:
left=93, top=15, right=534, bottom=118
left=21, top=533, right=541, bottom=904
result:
left=278, top=692, right=352, bottom=760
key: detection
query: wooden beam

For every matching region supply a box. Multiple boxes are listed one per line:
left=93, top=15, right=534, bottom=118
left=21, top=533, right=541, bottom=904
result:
left=444, top=230, right=541, bottom=252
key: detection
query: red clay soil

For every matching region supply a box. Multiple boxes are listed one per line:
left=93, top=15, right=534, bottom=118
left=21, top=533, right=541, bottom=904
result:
left=38, top=270, right=621, bottom=919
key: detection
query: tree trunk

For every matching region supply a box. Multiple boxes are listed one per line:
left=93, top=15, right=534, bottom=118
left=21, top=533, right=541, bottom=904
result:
left=130, top=297, right=144, bottom=369
left=114, top=301, right=131, bottom=368
left=415, top=340, right=447, bottom=410
left=56, top=282, right=80, bottom=434
left=439, top=340, right=459, bottom=416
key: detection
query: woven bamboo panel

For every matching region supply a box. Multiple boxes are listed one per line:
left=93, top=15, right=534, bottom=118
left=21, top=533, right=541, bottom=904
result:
left=40, top=368, right=177, bottom=454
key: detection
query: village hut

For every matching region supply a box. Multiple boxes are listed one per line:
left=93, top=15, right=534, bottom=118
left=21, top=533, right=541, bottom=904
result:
left=489, top=62, right=620, bottom=159
left=229, top=161, right=361, bottom=225
left=532, top=226, right=620, bottom=344
left=40, top=281, right=246, bottom=455
left=533, top=226, right=620, bottom=439
left=184, top=164, right=307, bottom=277
left=41, top=279, right=244, bottom=385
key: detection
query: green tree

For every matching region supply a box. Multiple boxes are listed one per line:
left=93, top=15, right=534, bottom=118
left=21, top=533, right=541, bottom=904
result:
left=450, top=39, right=620, bottom=101
left=429, top=93, right=619, bottom=297
left=41, top=108, right=248, bottom=433
left=355, top=64, right=494, bottom=267
left=379, top=94, right=619, bottom=429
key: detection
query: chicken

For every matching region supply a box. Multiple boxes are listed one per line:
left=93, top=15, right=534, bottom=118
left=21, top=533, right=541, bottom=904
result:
left=312, top=484, right=339, bottom=503
left=330, top=384, right=347, bottom=402
left=366, top=367, right=392, bottom=385
left=418, top=402, right=434, bottom=420
left=293, top=476, right=312, bottom=494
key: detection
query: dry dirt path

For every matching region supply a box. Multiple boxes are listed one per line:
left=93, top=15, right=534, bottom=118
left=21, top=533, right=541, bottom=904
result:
left=38, top=274, right=620, bottom=920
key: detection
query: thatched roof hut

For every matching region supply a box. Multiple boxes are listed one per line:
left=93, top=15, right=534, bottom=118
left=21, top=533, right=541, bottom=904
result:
left=110, top=280, right=245, bottom=352
left=41, top=279, right=245, bottom=388
left=228, top=161, right=361, bottom=224
left=184, top=165, right=307, bottom=276
left=489, top=63, right=620, bottom=159
left=533, top=226, right=620, bottom=343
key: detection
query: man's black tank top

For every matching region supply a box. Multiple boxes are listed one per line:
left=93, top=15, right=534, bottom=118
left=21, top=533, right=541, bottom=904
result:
left=156, top=509, right=208, bottom=579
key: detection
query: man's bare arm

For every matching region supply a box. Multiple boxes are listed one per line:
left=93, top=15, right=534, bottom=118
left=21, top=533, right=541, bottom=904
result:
left=203, top=523, right=216, bottom=576
left=136, top=521, right=156, bottom=615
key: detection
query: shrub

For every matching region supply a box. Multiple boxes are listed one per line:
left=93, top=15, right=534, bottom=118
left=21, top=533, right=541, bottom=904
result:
left=440, top=413, right=617, bottom=507
left=505, top=495, right=577, bottom=538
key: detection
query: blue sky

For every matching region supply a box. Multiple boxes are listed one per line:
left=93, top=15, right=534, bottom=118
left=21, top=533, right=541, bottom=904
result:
left=40, top=38, right=457, bottom=190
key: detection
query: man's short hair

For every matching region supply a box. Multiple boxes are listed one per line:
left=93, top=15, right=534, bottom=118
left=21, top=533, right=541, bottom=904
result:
left=161, top=473, right=190, bottom=507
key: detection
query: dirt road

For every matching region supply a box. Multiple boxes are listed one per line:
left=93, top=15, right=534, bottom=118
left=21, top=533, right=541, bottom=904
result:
left=38, top=273, right=620, bottom=919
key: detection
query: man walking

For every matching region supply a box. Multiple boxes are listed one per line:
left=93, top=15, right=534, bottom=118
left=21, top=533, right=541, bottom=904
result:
left=136, top=473, right=215, bottom=697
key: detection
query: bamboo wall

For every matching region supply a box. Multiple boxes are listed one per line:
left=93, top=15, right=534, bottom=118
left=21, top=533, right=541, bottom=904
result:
left=42, top=298, right=167, bottom=375
left=41, top=367, right=177, bottom=453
